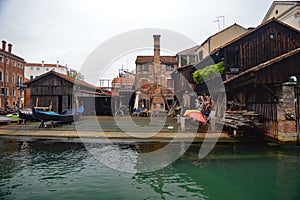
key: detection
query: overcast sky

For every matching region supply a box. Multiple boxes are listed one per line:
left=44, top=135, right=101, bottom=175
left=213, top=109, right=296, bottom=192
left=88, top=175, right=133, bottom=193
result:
left=0, top=0, right=274, bottom=82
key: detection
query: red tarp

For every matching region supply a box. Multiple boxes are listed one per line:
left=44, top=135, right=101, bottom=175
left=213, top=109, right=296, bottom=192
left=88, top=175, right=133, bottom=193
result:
left=188, top=111, right=207, bottom=123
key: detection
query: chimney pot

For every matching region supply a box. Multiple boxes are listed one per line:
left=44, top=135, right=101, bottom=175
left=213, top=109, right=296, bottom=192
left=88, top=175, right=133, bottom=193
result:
left=2, top=40, right=6, bottom=51
left=42, top=61, right=44, bottom=67
left=57, top=61, right=59, bottom=68
left=8, top=43, right=12, bottom=53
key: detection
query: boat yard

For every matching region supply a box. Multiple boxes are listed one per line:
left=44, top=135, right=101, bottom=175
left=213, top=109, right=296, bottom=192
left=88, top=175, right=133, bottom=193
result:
left=0, top=115, right=296, bottom=144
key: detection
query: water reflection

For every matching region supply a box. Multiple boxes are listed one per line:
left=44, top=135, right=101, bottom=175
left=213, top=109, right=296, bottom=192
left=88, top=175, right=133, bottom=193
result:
left=1, top=139, right=300, bottom=200
left=134, top=162, right=207, bottom=199
left=0, top=139, right=88, bottom=197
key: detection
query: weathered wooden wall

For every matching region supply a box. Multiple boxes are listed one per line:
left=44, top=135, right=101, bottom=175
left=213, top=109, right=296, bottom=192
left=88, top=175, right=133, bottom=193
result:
left=235, top=84, right=278, bottom=136
left=224, top=21, right=300, bottom=72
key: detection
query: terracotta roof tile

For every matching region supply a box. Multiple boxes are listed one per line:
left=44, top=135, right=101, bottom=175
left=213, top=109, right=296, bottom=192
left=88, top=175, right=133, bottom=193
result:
left=112, top=77, right=135, bottom=83
left=25, top=63, right=67, bottom=68
left=136, top=56, right=177, bottom=64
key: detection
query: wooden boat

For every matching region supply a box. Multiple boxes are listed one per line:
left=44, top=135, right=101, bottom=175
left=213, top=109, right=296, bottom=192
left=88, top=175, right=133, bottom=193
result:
left=32, top=106, right=84, bottom=128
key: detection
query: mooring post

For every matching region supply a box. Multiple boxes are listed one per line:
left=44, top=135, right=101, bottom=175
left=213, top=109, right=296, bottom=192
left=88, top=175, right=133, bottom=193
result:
left=180, top=117, right=186, bottom=132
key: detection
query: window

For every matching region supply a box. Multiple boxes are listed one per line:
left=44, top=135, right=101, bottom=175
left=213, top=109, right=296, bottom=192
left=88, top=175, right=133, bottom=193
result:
left=166, top=65, right=173, bottom=71
left=199, top=51, right=203, bottom=61
left=30, top=76, right=34, bottom=80
left=181, top=55, right=187, bottom=66
left=5, top=58, right=9, bottom=64
left=4, top=88, right=8, bottom=96
left=36, top=67, right=40, bottom=71
left=13, top=61, right=16, bottom=67
left=5, top=73, right=8, bottom=83
left=167, top=78, right=174, bottom=89
left=46, top=68, right=49, bottom=71
left=18, top=63, right=23, bottom=68
left=0, top=57, right=2, bottom=62
left=30, top=67, right=34, bottom=70
left=141, top=65, right=149, bottom=71
left=12, top=74, right=15, bottom=83
left=189, top=55, right=196, bottom=64
left=19, top=90, right=23, bottom=97
left=227, top=51, right=240, bottom=69
left=17, top=76, right=23, bottom=85
left=0, top=72, right=2, bottom=81
left=12, top=89, right=16, bottom=97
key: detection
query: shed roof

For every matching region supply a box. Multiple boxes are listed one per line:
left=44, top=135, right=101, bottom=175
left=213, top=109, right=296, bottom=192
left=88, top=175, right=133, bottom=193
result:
left=24, top=70, right=96, bottom=89
left=211, top=18, right=300, bottom=55
left=199, top=23, right=247, bottom=48
left=224, top=47, right=300, bottom=85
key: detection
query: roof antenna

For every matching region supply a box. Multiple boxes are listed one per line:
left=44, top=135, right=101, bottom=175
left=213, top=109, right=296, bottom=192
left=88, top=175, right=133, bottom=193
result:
left=214, top=19, right=221, bottom=31
left=217, top=16, right=225, bottom=29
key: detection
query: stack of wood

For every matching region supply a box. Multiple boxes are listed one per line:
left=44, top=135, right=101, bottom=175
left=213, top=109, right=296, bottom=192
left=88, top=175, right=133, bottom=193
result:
left=221, top=110, right=263, bottom=130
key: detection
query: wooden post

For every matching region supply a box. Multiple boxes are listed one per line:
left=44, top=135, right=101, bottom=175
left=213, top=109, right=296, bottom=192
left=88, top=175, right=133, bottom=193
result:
left=35, top=98, right=39, bottom=108
left=180, top=117, right=186, bottom=132
left=210, top=111, right=216, bottom=131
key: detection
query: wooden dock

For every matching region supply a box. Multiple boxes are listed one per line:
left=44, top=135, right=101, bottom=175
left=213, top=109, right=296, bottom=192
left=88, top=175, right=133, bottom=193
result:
left=0, top=116, right=24, bottom=125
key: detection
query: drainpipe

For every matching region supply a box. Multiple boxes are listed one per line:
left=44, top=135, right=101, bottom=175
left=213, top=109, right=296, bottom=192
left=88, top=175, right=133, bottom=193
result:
left=208, top=38, right=211, bottom=54
left=2, top=41, right=7, bottom=109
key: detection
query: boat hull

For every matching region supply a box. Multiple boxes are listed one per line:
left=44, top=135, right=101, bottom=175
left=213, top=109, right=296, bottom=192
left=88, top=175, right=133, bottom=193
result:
left=32, top=109, right=76, bottom=122
left=19, top=110, right=36, bottom=121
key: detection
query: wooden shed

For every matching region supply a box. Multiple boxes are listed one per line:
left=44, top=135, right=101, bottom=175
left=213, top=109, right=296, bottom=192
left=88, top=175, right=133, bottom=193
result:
left=24, top=70, right=115, bottom=115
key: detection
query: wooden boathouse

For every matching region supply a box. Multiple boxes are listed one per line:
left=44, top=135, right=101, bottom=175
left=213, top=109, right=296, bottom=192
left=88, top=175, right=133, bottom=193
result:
left=24, top=70, right=116, bottom=115
left=173, top=18, right=300, bottom=140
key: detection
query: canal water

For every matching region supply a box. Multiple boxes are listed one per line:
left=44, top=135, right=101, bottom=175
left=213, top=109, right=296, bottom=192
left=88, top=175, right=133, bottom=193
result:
left=0, top=138, right=299, bottom=200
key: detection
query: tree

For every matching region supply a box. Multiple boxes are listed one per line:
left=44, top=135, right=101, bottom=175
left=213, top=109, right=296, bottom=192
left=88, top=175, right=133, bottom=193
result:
left=67, top=68, right=85, bottom=80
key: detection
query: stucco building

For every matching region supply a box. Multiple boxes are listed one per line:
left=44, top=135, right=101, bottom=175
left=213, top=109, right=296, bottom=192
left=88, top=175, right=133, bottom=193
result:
left=25, top=61, right=68, bottom=80
left=262, top=0, right=300, bottom=30
left=176, top=23, right=248, bottom=70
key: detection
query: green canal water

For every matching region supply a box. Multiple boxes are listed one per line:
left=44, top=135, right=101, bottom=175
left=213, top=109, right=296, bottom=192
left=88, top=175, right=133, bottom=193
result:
left=0, top=138, right=299, bottom=200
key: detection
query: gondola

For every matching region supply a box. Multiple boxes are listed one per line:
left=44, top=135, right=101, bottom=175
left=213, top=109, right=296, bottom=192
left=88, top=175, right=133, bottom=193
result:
left=18, top=109, right=36, bottom=121
left=32, top=105, right=84, bottom=128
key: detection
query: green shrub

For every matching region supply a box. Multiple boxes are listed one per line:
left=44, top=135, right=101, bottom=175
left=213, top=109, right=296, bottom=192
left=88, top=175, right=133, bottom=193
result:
left=192, top=61, right=224, bottom=83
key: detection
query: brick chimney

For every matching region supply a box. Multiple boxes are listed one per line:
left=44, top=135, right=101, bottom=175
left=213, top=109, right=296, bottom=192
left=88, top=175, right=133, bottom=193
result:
left=2, top=40, right=6, bottom=51
left=8, top=43, right=12, bottom=53
left=153, top=35, right=160, bottom=64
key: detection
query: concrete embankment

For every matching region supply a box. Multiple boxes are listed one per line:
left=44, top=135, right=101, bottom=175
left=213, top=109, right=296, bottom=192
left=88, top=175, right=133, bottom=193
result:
left=0, top=116, right=235, bottom=143
left=1, top=116, right=297, bottom=144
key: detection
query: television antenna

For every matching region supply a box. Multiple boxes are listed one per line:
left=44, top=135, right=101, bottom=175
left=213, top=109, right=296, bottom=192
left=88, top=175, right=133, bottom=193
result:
left=214, top=19, right=221, bottom=31
left=217, top=16, right=225, bottom=29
